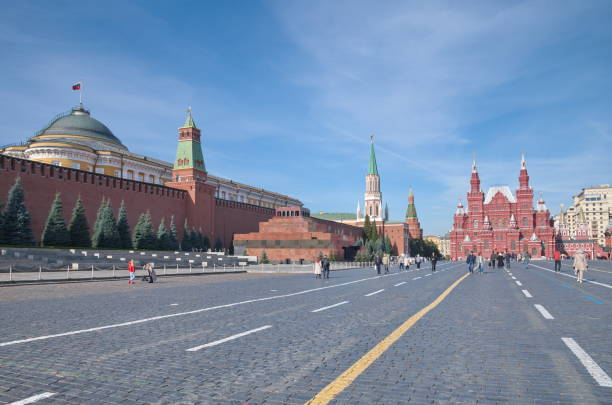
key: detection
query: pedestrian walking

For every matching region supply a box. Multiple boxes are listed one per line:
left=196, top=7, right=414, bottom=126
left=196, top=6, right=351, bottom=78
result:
left=128, top=259, right=136, bottom=284
left=399, top=255, right=405, bottom=271
left=554, top=249, right=562, bottom=272
left=489, top=252, right=496, bottom=268
left=523, top=251, right=530, bottom=269
left=573, top=249, right=588, bottom=283
left=322, top=256, right=330, bottom=279
left=431, top=253, right=437, bottom=272
left=374, top=254, right=382, bottom=274
left=416, top=254, right=421, bottom=270
left=314, top=258, right=322, bottom=279
left=466, top=251, right=475, bottom=273
left=497, top=252, right=504, bottom=268
left=476, top=252, right=484, bottom=274
left=382, top=253, right=390, bottom=274
left=504, top=251, right=511, bottom=269
left=403, top=255, right=410, bottom=271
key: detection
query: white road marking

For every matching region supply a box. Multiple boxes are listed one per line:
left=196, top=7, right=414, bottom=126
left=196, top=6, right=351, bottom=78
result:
left=8, top=393, right=56, bottom=405
left=186, top=325, right=272, bottom=352
left=530, top=264, right=612, bottom=289
left=0, top=274, right=382, bottom=347
left=365, top=289, right=385, bottom=297
left=425, top=274, right=432, bottom=277
left=311, top=301, right=349, bottom=313
left=413, top=277, right=422, bottom=280
left=515, top=280, right=523, bottom=286
left=394, top=282, right=406, bottom=287
left=511, top=276, right=516, bottom=280
left=562, top=337, right=612, bottom=387
left=270, top=289, right=278, bottom=292
left=534, top=304, right=554, bottom=319
left=169, top=303, right=179, bottom=306
left=0, top=262, right=464, bottom=348
left=521, top=289, right=533, bottom=298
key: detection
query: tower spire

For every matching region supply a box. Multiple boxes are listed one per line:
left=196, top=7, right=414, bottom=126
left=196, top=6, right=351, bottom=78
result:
left=368, top=135, right=379, bottom=175
left=472, top=153, right=477, bottom=173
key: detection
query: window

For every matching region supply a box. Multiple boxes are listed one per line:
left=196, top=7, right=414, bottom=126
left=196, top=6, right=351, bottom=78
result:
left=95, top=167, right=104, bottom=174
left=149, top=175, right=155, bottom=184
left=221, top=191, right=226, bottom=199
left=126, top=171, right=134, bottom=180
left=522, top=217, right=528, bottom=226
left=52, top=161, right=61, bottom=166
left=473, top=220, right=478, bottom=229
left=137, top=173, right=144, bottom=181
left=115, top=170, right=121, bottom=177
left=71, top=163, right=80, bottom=169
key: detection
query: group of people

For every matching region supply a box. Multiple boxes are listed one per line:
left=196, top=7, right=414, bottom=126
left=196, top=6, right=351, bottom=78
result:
left=127, top=259, right=157, bottom=284
left=464, top=248, right=589, bottom=283
left=313, top=256, right=331, bottom=279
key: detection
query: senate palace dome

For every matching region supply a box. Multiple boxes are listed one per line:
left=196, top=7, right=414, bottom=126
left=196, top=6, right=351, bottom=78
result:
left=1, top=104, right=172, bottom=183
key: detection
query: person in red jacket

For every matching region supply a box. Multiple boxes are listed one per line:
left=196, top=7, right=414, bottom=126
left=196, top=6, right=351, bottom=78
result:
left=554, top=250, right=562, bottom=272
left=128, top=260, right=136, bottom=284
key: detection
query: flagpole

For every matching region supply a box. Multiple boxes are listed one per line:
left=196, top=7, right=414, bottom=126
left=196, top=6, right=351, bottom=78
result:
left=80, top=80, right=83, bottom=106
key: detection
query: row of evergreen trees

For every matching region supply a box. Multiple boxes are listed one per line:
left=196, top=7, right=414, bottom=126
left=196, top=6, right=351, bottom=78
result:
left=0, top=177, right=223, bottom=251
left=354, top=214, right=394, bottom=261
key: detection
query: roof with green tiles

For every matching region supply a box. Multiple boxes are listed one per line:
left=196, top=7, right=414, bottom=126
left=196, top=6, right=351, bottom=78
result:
left=311, top=212, right=357, bottom=221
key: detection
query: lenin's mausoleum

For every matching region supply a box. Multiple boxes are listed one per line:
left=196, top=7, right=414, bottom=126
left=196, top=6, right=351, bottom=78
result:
left=450, top=157, right=556, bottom=260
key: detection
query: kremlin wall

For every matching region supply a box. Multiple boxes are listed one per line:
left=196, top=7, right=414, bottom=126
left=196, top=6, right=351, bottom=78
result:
left=0, top=103, right=425, bottom=260
left=0, top=104, right=301, bottom=249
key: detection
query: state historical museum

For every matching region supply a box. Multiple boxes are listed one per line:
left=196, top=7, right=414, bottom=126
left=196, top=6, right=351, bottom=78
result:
left=450, top=157, right=555, bottom=260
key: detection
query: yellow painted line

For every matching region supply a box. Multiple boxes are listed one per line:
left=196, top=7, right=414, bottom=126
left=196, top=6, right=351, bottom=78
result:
left=305, top=273, right=470, bottom=405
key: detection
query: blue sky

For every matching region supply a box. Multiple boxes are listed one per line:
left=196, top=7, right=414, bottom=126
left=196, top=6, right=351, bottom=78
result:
left=1, top=0, right=611, bottom=235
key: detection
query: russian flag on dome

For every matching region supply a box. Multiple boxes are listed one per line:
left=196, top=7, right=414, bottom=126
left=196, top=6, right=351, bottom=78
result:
left=72, top=82, right=81, bottom=90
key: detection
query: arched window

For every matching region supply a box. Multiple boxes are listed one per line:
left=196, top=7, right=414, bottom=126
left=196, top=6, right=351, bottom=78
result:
left=473, top=220, right=478, bottom=229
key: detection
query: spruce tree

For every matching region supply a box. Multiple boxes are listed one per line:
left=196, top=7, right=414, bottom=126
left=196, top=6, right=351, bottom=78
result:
left=363, top=215, right=372, bottom=241
left=68, top=197, right=91, bottom=247
left=181, top=218, right=192, bottom=251
left=156, top=217, right=169, bottom=250
left=116, top=200, right=131, bottom=249
left=202, top=235, right=210, bottom=251
left=214, top=236, right=223, bottom=251
left=132, top=211, right=156, bottom=250
left=260, top=250, right=269, bottom=264
left=41, top=193, right=70, bottom=246
left=3, top=178, right=34, bottom=245
left=92, top=199, right=120, bottom=248
left=168, top=215, right=178, bottom=250
left=190, top=228, right=199, bottom=250
left=383, top=236, right=392, bottom=254
left=371, top=220, right=379, bottom=241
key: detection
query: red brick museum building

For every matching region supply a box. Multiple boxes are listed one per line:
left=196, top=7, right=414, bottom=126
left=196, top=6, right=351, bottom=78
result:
left=450, top=157, right=555, bottom=260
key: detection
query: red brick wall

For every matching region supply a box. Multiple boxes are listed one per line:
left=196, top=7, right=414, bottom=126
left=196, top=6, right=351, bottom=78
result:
left=0, top=155, right=188, bottom=244
left=215, top=199, right=275, bottom=249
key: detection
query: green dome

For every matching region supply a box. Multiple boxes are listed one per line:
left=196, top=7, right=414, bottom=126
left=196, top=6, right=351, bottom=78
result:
left=36, top=105, right=124, bottom=146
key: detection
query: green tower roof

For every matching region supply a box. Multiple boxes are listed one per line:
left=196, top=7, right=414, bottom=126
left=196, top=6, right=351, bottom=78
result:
left=406, top=190, right=417, bottom=219
left=182, top=108, right=197, bottom=128
left=368, top=139, right=378, bottom=175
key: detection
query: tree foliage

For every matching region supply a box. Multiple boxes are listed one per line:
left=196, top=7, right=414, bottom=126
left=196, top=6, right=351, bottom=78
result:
left=214, top=237, right=223, bottom=251
left=41, top=193, right=70, bottom=246
left=2, top=178, right=34, bottom=245
left=116, top=200, right=131, bottom=249
left=168, top=215, right=179, bottom=250
left=260, top=250, right=269, bottom=263
left=92, top=199, right=120, bottom=248
left=68, top=197, right=91, bottom=247
left=132, top=211, right=156, bottom=250
left=156, top=217, right=170, bottom=250
left=181, top=218, right=192, bottom=251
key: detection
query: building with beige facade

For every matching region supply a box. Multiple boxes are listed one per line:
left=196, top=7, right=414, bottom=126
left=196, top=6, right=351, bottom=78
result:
left=554, top=184, right=612, bottom=246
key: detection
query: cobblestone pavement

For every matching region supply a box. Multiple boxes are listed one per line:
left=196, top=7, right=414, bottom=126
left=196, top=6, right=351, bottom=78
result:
left=0, top=260, right=610, bottom=404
